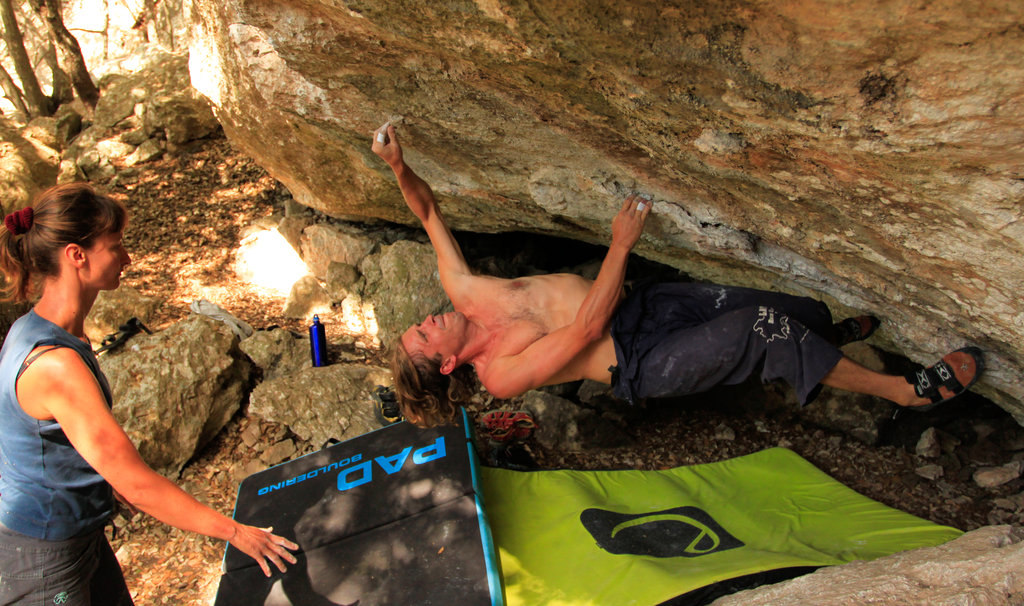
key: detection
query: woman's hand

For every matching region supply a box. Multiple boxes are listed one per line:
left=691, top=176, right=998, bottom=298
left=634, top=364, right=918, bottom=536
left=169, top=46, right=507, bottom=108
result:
left=610, top=193, right=653, bottom=252
left=229, top=524, right=299, bottom=577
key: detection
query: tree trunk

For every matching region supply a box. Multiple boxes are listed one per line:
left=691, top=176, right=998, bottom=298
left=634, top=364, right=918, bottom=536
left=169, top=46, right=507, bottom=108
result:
left=27, top=0, right=99, bottom=108
left=0, top=63, right=30, bottom=121
left=0, top=0, right=50, bottom=117
left=43, top=40, right=73, bottom=108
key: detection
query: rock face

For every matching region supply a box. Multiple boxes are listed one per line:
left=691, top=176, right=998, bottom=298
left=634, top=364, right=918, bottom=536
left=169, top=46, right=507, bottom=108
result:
left=248, top=363, right=392, bottom=449
left=359, top=239, right=450, bottom=346
left=64, top=49, right=218, bottom=181
left=239, top=328, right=312, bottom=380
left=0, top=116, right=61, bottom=213
left=100, top=315, right=253, bottom=478
left=188, top=0, right=1024, bottom=422
left=710, top=525, right=1024, bottom=606
left=84, top=285, right=161, bottom=344
left=520, top=390, right=630, bottom=453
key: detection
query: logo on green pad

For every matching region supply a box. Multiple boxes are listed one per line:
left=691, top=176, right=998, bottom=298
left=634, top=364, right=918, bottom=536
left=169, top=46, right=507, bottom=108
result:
left=580, top=506, right=744, bottom=558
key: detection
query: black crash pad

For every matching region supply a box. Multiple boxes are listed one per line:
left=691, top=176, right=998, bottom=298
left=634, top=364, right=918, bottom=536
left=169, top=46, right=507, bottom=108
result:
left=213, top=413, right=503, bottom=606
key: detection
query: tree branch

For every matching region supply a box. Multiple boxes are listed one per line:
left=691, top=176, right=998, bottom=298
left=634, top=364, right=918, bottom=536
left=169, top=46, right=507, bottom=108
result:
left=26, top=0, right=98, bottom=108
left=0, top=62, right=29, bottom=120
left=0, top=0, right=50, bottom=116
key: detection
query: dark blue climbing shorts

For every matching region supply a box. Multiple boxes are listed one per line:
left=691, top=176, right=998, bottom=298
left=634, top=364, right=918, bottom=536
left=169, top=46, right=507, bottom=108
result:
left=0, top=522, right=134, bottom=606
left=611, top=282, right=844, bottom=405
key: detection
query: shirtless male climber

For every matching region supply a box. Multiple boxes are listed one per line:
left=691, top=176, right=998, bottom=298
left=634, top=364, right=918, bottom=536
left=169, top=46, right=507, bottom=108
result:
left=371, top=122, right=984, bottom=428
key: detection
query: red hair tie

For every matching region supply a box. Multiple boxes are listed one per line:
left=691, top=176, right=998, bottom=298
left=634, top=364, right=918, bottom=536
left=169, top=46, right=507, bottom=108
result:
left=4, top=207, right=33, bottom=235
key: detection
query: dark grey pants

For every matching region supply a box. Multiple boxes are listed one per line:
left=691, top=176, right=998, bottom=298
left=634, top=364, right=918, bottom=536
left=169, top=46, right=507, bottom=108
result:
left=611, top=282, right=844, bottom=405
left=0, top=522, right=133, bottom=606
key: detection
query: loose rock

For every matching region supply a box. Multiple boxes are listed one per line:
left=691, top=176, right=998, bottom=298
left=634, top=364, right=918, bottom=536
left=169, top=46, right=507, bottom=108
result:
left=974, top=462, right=1024, bottom=489
left=915, top=464, right=944, bottom=481
left=248, top=363, right=391, bottom=448
left=101, top=315, right=253, bottom=478
left=710, top=526, right=1024, bottom=605
left=916, top=427, right=941, bottom=459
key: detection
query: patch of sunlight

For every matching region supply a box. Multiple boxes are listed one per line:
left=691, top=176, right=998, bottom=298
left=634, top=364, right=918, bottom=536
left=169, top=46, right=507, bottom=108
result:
left=187, top=281, right=233, bottom=303
left=187, top=42, right=223, bottom=107
left=234, top=228, right=310, bottom=296
left=338, top=295, right=380, bottom=344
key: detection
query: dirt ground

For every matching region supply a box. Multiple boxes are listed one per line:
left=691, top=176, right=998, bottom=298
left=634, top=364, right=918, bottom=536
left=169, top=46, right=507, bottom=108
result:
left=99, top=134, right=1023, bottom=605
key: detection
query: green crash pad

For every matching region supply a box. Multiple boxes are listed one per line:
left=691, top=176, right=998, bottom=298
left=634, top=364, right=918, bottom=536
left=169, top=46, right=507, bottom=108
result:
left=480, top=448, right=961, bottom=606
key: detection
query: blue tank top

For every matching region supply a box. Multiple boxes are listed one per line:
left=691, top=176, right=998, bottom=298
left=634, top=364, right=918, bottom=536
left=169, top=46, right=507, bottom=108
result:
left=0, top=310, right=114, bottom=540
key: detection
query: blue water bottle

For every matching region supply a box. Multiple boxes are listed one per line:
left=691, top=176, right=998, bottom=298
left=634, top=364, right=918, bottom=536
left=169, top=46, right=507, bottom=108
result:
left=309, top=315, right=327, bottom=367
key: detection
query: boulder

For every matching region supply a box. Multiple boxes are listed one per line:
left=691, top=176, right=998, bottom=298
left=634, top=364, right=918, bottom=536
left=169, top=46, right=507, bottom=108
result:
left=974, top=462, right=1023, bottom=489
left=91, top=74, right=147, bottom=131
left=325, top=261, right=361, bottom=301
left=142, top=91, right=219, bottom=146
left=298, top=223, right=376, bottom=280
left=84, top=285, right=161, bottom=344
left=93, top=49, right=214, bottom=144
left=239, top=327, right=311, bottom=380
left=20, top=117, right=60, bottom=151
left=915, top=427, right=942, bottom=459
left=53, top=105, right=84, bottom=148
left=65, top=48, right=217, bottom=178
left=334, top=294, right=380, bottom=342
left=189, top=0, right=1024, bottom=421
left=576, top=380, right=620, bottom=409
left=282, top=275, right=331, bottom=319
left=710, top=526, right=1024, bottom=605
left=101, top=315, right=253, bottom=478
left=95, top=137, right=135, bottom=161
left=358, top=239, right=449, bottom=347
left=520, top=390, right=630, bottom=452
left=63, top=126, right=108, bottom=180
left=248, top=363, right=392, bottom=449
left=277, top=214, right=313, bottom=252
left=124, top=139, right=164, bottom=166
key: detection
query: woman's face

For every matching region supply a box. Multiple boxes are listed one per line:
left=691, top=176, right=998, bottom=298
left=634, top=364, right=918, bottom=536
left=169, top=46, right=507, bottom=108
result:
left=84, top=229, right=132, bottom=290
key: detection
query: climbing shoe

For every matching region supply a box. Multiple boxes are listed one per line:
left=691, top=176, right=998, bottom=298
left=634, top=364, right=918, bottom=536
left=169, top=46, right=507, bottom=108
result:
left=904, top=347, right=984, bottom=411
left=832, top=315, right=880, bottom=347
left=481, top=410, right=537, bottom=442
left=373, top=385, right=403, bottom=426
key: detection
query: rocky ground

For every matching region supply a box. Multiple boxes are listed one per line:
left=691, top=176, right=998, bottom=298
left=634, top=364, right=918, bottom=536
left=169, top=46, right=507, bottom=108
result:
left=98, top=133, right=1023, bottom=605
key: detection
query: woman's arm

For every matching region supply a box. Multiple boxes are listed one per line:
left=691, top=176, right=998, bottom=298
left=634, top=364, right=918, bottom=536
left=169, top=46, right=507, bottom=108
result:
left=16, top=347, right=298, bottom=577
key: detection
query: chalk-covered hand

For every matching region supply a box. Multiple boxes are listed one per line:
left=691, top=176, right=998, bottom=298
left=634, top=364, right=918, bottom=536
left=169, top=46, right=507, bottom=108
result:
left=611, top=193, right=652, bottom=252
left=371, top=122, right=402, bottom=169
left=229, top=524, right=299, bottom=577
